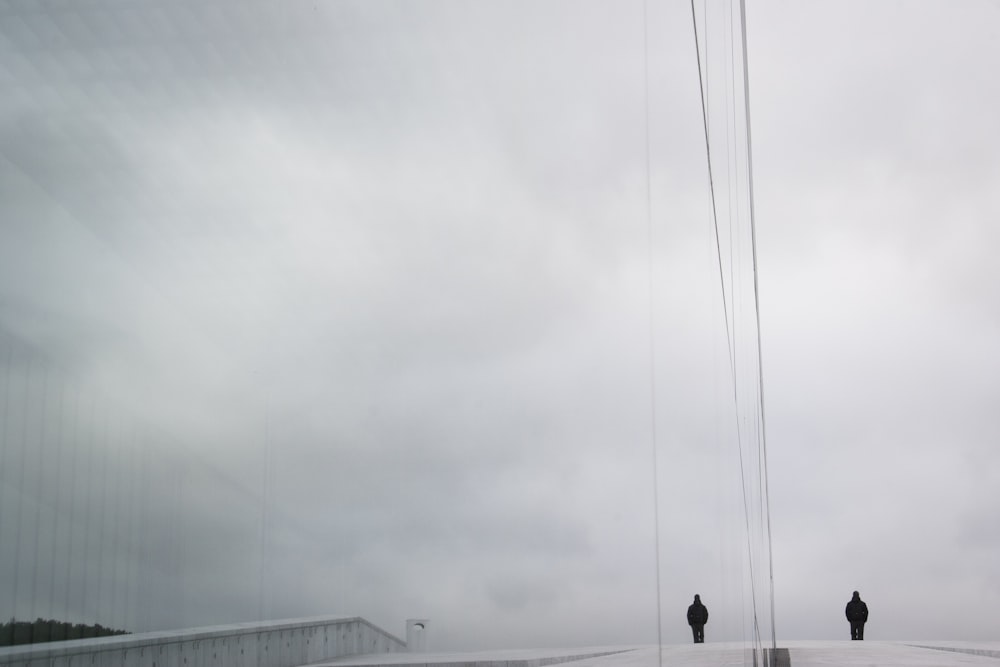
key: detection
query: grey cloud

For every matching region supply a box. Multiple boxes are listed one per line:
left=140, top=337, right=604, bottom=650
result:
left=2, top=0, right=1000, bottom=652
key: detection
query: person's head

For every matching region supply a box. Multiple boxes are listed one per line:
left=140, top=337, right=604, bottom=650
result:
left=852, top=591, right=860, bottom=600
left=694, top=594, right=701, bottom=602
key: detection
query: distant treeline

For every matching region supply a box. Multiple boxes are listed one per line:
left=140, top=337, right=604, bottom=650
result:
left=0, top=618, right=130, bottom=646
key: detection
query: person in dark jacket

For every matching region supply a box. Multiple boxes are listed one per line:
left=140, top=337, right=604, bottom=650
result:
left=687, top=594, right=709, bottom=643
left=845, top=591, right=869, bottom=640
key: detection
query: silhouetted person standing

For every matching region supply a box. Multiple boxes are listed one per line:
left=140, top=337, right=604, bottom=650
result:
left=845, top=591, right=868, bottom=640
left=687, top=594, right=709, bottom=643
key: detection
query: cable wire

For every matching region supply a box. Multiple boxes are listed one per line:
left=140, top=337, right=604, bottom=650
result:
left=642, top=3, right=664, bottom=665
left=690, top=0, right=770, bottom=655
left=689, top=0, right=738, bottom=389
left=738, top=0, right=778, bottom=654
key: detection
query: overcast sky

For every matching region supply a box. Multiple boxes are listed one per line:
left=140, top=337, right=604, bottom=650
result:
left=1, top=0, right=999, bottom=652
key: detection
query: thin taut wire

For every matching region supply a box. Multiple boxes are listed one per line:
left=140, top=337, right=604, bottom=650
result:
left=689, top=0, right=738, bottom=391
left=642, top=2, right=663, bottom=666
left=738, top=0, right=778, bottom=654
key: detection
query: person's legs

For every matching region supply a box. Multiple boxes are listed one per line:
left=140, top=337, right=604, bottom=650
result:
left=850, top=621, right=859, bottom=640
left=695, top=625, right=705, bottom=643
left=691, top=626, right=699, bottom=643
left=858, top=623, right=864, bottom=640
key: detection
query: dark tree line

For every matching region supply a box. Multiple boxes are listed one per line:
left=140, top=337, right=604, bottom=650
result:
left=0, top=618, right=130, bottom=647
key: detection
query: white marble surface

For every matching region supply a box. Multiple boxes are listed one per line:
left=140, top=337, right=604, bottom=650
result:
left=0, top=616, right=406, bottom=667
left=781, top=641, right=1000, bottom=666
left=314, top=646, right=633, bottom=666
left=315, top=641, right=1000, bottom=667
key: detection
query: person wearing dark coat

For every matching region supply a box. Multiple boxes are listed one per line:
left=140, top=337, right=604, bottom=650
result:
left=845, top=591, right=869, bottom=640
left=687, top=594, right=709, bottom=643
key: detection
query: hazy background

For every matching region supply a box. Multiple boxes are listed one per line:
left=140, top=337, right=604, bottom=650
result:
left=1, top=0, right=998, bottom=650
